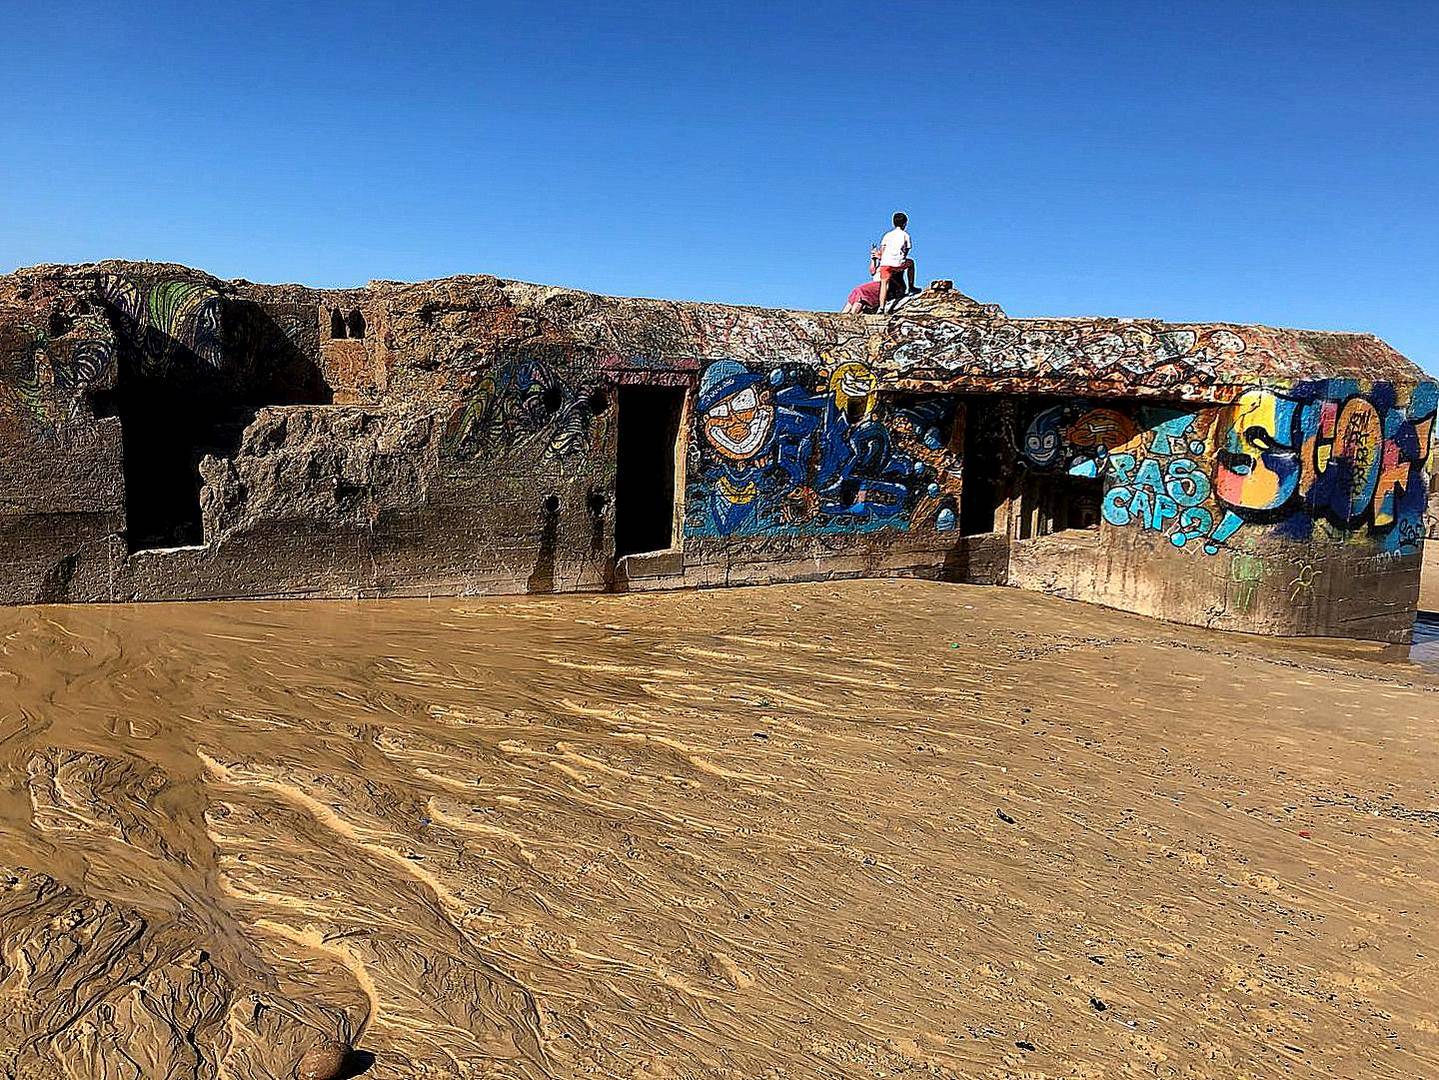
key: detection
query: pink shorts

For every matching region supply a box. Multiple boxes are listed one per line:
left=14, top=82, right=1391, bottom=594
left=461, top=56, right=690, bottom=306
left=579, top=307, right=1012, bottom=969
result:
left=848, top=281, right=881, bottom=308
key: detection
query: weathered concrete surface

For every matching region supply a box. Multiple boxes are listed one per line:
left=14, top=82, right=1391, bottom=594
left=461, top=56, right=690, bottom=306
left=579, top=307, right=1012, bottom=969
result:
left=0, top=260, right=1432, bottom=642
left=1420, top=546, right=1439, bottom=614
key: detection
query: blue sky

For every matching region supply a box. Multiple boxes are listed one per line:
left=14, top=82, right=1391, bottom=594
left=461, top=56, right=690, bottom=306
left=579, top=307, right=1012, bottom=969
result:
left=2, top=1, right=1435, bottom=372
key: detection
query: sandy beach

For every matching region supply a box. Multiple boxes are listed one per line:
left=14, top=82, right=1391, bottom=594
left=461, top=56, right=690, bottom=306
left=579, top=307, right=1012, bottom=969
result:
left=1, top=580, right=1436, bottom=1079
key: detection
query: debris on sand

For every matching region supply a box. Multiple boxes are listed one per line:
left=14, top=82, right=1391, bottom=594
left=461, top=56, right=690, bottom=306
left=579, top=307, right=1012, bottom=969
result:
left=297, top=1039, right=352, bottom=1080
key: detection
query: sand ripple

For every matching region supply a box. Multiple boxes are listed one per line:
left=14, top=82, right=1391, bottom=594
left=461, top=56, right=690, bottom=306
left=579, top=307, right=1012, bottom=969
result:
left=0, top=581, right=1436, bottom=1078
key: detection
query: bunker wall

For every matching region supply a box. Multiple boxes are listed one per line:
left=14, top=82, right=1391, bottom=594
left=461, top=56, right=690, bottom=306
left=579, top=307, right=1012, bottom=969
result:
left=0, top=263, right=1431, bottom=646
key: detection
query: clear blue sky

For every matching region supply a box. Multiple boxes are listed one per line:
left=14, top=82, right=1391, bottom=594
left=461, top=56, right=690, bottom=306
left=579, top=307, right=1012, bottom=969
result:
left=2, top=1, right=1435, bottom=373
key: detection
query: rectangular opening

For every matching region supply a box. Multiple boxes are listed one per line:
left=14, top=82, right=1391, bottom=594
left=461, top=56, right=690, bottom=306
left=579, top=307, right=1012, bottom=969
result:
left=1015, top=473, right=1102, bottom=540
left=960, top=397, right=1004, bottom=535
left=615, top=385, right=685, bottom=557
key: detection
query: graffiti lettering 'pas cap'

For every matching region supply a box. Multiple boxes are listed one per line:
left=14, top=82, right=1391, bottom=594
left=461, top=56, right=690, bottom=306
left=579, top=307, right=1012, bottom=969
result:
left=698, top=360, right=765, bottom=414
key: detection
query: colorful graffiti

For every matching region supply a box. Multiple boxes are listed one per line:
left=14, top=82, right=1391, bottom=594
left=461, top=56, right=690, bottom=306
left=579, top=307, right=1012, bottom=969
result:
left=1099, top=409, right=1220, bottom=550
left=1021, top=402, right=1138, bottom=471
left=1213, top=381, right=1435, bottom=554
left=444, top=355, right=607, bottom=462
left=684, top=359, right=957, bottom=537
left=99, top=276, right=223, bottom=372
left=1076, top=380, right=1436, bottom=556
left=0, top=317, right=114, bottom=439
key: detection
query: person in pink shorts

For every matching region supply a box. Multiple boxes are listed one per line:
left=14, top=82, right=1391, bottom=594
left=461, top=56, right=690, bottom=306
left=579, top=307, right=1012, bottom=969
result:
left=842, top=279, right=883, bottom=314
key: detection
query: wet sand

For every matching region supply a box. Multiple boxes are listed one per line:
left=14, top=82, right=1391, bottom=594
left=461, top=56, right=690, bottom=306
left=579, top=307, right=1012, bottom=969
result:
left=1, top=580, right=1437, bottom=1079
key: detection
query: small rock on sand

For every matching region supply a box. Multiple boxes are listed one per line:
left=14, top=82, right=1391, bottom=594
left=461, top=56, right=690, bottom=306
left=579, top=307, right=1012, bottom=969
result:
left=297, top=1039, right=351, bottom=1080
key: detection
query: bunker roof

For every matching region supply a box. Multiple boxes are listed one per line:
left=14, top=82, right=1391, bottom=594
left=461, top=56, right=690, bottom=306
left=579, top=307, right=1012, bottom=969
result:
left=1, top=260, right=1428, bottom=404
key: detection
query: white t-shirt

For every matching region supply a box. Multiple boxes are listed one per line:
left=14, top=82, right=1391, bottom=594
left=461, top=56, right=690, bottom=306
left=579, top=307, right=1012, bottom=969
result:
left=878, top=227, right=911, bottom=267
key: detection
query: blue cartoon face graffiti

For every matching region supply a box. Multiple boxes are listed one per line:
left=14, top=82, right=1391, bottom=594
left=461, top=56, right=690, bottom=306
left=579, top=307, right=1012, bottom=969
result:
left=1023, top=406, right=1066, bottom=468
left=698, top=361, right=776, bottom=463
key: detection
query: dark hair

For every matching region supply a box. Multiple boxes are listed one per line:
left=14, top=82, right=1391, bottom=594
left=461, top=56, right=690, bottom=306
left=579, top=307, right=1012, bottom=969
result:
left=893, top=212, right=907, bottom=227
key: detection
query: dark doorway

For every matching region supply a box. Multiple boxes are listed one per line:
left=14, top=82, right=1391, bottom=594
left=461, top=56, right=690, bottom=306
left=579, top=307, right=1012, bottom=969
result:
left=960, top=398, right=1005, bottom=535
left=111, top=388, right=252, bottom=549
left=615, top=386, right=685, bottom=557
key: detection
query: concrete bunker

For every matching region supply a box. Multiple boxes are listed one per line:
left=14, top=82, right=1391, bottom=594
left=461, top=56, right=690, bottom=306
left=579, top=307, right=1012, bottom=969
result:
left=0, top=261, right=1431, bottom=645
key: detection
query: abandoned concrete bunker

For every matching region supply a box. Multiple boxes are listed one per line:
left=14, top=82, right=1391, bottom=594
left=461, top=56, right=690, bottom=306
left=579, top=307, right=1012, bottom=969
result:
left=0, top=261, right=1433, bottom=643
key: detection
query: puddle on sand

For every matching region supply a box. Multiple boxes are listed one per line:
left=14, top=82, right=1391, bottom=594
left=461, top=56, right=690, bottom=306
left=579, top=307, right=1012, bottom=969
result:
left=1413, top=613, right=1439, bottom=671
left=0, top=579, right=1437, bottom=1078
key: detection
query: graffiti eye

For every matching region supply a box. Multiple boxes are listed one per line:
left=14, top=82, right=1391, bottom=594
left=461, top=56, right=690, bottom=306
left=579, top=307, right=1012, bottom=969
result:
left=731, top=387, right=758, bottom=412
left=1246, top=427, right=1277, bottom=451
left=709, top=403, right=731, bottom=419
left=1219, top=451, right=1255, bottom=476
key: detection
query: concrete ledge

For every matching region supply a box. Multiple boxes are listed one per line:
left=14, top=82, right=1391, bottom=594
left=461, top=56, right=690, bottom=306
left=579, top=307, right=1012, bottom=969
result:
left=617, top=550, right=686, bottom=582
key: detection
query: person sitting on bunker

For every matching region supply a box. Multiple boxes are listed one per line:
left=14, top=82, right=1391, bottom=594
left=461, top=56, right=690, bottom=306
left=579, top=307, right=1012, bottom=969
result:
left=840, top=243, right=885, bottom=313
left=841, top=277, right=883, bottom=315
left=874, top=211, right=916, bottom=311
left=842, top=213, right=917, bottom=314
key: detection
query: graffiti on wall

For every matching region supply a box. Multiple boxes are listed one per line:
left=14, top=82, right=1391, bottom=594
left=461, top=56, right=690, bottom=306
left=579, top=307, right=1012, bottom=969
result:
left=893, top=322, right=1257, bottom=394
left=0, top=317, right=114, bottom=439
left=99, top=276, right=224, bottom=372
left=1213, top=380, right=1436, bottom=554
left=444, top=355, right=608, bottom=462
left=1057, top=380, right=1437, bottom=556
left=1016, top=400, right=1219, bottom=549
left=1098, top=409, right=1221, bottom=551
left=684, top=359, right=959, bottom=537
left=1021, top=402, right=1139, bottom=472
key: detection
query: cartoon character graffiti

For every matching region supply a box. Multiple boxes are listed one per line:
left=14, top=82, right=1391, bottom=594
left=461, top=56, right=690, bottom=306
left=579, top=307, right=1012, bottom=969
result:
left=693, top=360, right=781, bottom=534
left=686, top=359, right=953, bottom=537
left=1213, top=380, right=1436, bottom=553
left=1214, top=389, right=1303, bottom=514
left=700, top=361, right=777, bottom=461
left=1022, top=406, right=1066, bottom=468
left=1021, top=402, right=1139, bottom=475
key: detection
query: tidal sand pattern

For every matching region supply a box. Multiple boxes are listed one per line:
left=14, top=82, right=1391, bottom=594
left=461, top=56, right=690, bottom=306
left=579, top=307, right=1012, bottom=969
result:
left=0, top=580, right=1436, bottom=1078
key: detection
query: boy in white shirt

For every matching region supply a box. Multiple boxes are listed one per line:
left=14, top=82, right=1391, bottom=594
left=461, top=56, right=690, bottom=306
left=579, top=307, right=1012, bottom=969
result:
left=872, top=212, right=916, bottom=311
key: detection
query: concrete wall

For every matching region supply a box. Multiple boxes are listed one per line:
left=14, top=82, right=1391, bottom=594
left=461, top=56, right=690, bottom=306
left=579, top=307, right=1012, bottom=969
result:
left=0, top=262, right=1432, bottom=645
left=1003, top=388, right=1432, bottom=641
left=0, top=299, right=125, bottom=602
left=654, top=373, right=1432, bottom=642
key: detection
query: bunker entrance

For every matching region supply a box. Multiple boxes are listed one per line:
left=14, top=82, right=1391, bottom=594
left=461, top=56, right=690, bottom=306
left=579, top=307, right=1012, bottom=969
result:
left=615, top=386, right=685, bottom=557
left=960, top=397, right=1006, bottom=536
left=111, top=387, right=252, bottom=551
